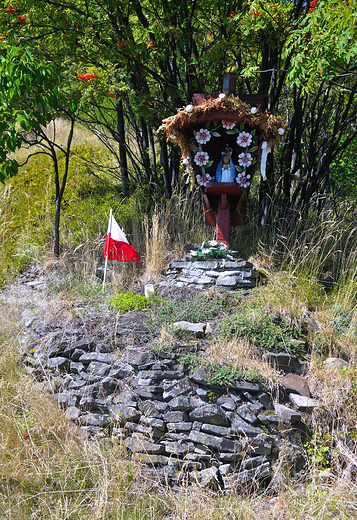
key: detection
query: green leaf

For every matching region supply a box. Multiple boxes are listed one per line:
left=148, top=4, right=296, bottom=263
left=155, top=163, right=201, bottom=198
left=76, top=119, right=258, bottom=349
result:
left=210, top=131, right=221, bottom=137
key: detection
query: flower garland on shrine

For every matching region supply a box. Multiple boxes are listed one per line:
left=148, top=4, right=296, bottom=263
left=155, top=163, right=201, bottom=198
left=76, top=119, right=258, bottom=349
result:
left=159, top=94, right=286, bottom=187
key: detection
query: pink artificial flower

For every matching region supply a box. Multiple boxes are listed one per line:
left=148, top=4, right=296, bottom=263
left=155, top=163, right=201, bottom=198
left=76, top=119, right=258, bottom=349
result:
left=238, top=152, right=252, bottom=167
left=196, top=174, right=211, bottom=186
left=237, top=131, right=252, bottom=147
left=196, top=128, right=211, bottom=144
left=236, top=172, right=251, bottom=188
left=194, top=151, right=210, bottom=166
left=222, top=120, right=235, bottom=130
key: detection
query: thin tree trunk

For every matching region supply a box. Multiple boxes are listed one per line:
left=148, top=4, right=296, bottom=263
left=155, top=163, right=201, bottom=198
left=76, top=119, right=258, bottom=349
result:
left=116, top=99, right=128, bottom=194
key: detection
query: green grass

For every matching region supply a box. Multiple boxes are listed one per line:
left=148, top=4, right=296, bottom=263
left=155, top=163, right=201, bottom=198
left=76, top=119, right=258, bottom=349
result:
left=153, top=291, right=228, bottom=324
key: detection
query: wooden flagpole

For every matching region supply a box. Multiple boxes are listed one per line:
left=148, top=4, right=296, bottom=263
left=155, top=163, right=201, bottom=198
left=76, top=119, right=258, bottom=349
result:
left=102, top=208, right=112, bottom=291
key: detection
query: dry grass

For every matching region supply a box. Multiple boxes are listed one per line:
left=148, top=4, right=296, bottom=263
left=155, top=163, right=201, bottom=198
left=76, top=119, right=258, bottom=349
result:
left=211, top=336, right=277, bottom=384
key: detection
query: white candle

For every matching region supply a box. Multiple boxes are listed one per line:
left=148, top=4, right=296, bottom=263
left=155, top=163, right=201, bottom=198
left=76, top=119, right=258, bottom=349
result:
left=144, top=284, right=155, bottom=299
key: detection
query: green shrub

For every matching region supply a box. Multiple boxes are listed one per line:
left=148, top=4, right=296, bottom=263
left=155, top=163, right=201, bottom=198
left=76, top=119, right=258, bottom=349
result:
left=109, top=291, right=150, bottom=312
left=219, top=306, right=306, bottom=356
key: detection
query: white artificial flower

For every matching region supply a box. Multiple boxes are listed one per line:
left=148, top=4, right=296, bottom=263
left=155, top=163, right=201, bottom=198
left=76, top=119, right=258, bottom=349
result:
left=182, top=156, right=190, bottom=165
left=185, top=104, right=193, bottom=113
left=251, top=107, right=257, bottom=114
left=202, top=249, right=211, bottom=254
left=208, top=240, right=218, bottom=246
left=170, top=134, right=176, bottom=140
left=196, top=128, right=211, bottom=144
left=194, top=151, right=209, bottom=166
left=222, top=120, right=235, bottom=130
left=190, top=251, right=198, bottom=256
left=219, top=93, right=226, bottom=99
left=238, top=152, right=252, bottom=167
left=278, top=127, right=285, bottom=135
left=237, top=131, right=252, bottom=148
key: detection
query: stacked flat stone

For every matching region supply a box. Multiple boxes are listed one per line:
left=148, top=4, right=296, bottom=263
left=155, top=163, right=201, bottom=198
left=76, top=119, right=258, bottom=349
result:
left=24, top=335, right=308, bottom=490
left=161, top=259, right=260, bottom=290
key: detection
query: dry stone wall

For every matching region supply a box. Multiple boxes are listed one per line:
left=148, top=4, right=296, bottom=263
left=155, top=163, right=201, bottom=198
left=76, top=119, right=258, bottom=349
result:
left=24, top=331, right=308, bottom=491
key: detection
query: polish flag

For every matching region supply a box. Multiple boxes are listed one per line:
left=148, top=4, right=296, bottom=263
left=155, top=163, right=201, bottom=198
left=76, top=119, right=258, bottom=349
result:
left=103, top=211, right=140, bottom=264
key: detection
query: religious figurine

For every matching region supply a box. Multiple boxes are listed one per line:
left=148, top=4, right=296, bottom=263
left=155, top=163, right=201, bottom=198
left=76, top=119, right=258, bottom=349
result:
left=215, top=147, right=236, bottom=182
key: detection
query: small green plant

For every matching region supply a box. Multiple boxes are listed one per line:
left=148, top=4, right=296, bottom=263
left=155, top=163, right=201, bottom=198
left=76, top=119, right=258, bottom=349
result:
left=109, top=291, right=150, bottom=312
left=178, top=354, right=264, bottom=385
left=304, top=432, right=330, bottom=473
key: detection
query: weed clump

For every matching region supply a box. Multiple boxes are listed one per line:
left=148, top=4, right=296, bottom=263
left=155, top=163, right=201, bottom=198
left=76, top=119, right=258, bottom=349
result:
left=219, top=304, right=306, bottom=356
left=110, top=291, right=150, bottom=312
left=153, top=291, right=227, bottom=324
left=179, top=353, right=264, bottom=385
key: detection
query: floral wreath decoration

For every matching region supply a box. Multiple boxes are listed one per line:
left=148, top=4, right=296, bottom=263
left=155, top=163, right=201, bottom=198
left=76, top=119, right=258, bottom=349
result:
left=159, top=94, right=286, bottom=187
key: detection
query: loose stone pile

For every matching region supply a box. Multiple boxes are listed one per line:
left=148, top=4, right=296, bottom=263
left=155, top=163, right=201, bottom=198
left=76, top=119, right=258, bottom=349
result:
left=160, top=259, right=260, bottom=290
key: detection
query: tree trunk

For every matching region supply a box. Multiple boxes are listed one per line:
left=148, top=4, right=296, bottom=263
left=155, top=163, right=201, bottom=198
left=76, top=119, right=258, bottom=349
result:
left=116, top=99, right=129, bottom=195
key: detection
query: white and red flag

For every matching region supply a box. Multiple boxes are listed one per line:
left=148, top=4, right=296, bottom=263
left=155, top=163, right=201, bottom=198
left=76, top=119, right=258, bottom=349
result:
left=103, top=210, right=140, bottom=264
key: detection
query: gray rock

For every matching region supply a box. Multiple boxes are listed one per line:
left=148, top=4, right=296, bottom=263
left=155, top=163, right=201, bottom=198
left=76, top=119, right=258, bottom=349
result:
left=164, top=442, right=191, bottom=456
left=56, top=391, right=78, bottom=408
left=192, top=466, right=219, bottom=488
left=201, top=424, right=232, bottom=437
left=79, top=397, right=108, bottom=413
left=79, top=413, right=110, bottom=427
left=189, top=430, right=222, bottom=450
left=87, top=361, right=111, bottom=378
left=248, top=434, right=272, bottom=455
left=78, top=352, right=114, bottom=365
left=169, top=261, right=193, bottom=269
left=139, top=401, right=163, bottom=418
left=140, top=416, right=166, bottom=431
left=171, top=321, right=206, bottom=338
left=236, top=381, right=262, bottom=393
left=216, top=396, right=236, bottom=411
left=125, top=349, right=153, bottom=367
left=124, top=436, right=165, bottom=454
left=65, top=406, right=81, bottom=421
left=189, top=404, right=230, bottom=426
left=274, top=403, right=302, bottom=423
left=162, top=411, right=187, bottom=423
left=163, top=378, right=192, bottom=400
left=191, top=261, right=219, bottom=270
left=236, top=404, right=259, bottom=425
left=67, top=377, right=86, bottom=389
left=108, top=404, right=140, bottom=424
left=168, top=396, right=192, bottom=411
left=222, top=462, right=270, bottom=488
left=47, top=357, right=70, bottom=371
left=167, top=422, right=192, bottom=432
left=110, top=362, right=135, bottom=378
left=216, top=275, right=238, bottom=288
left=190, top=367, right=210, bottom=385
left=324, top=357, right=348, bottom=369
left=288, top=394, right=319, bottom=411
left=99, top=377, right=121, bottom=395
left=229, top=414, right=263, bottom=436
left=256, top=392, right=274, bottom=409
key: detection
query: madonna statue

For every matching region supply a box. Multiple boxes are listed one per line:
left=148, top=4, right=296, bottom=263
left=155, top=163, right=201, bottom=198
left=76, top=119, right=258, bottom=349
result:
left=215, top=147, right=236, bottom=182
